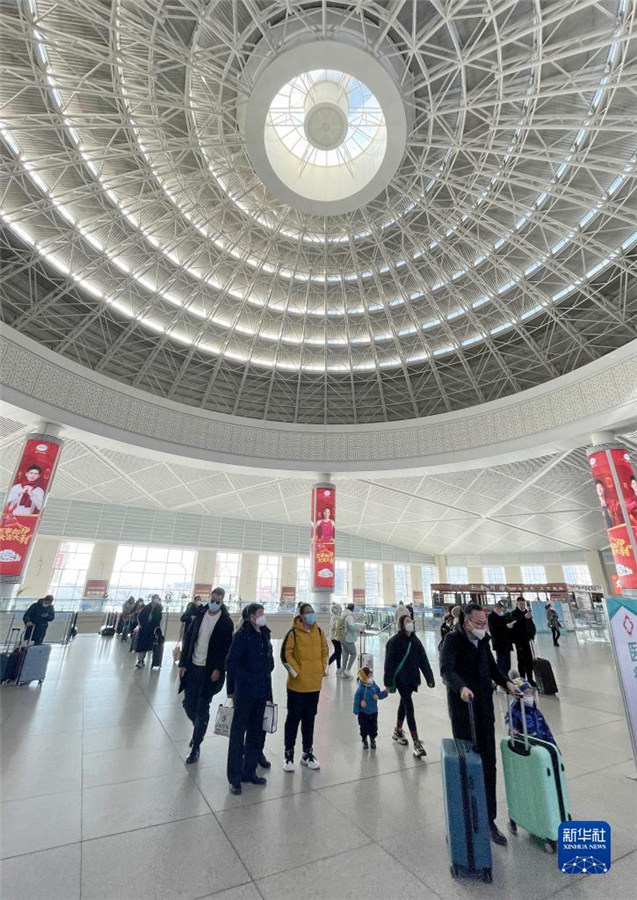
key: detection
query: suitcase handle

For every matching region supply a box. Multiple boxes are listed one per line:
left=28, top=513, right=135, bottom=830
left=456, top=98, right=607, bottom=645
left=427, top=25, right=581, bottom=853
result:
left=467, top=698, right=478, bottom=751
left=470, top=795, right=480, bottom=833
left=508, top=695, right=530, bottom=754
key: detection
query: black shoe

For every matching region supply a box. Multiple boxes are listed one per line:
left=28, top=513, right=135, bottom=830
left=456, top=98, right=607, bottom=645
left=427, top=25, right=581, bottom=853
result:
left=490, top=824, right=508, bottom=846
left=188, top=738, right=193, bottom=748
left=529, top=680, right=538, bottom=688
left=362, top=737, right=369, bottom=749
left=370, top=738, right=377, bottom=749
left=241, top=774, right=267, bottom=785
left=229, top=783, right=242, bottom=795
left=185, top=746, right=200, bottom=764
left=258, top=753, right=271, bottom=769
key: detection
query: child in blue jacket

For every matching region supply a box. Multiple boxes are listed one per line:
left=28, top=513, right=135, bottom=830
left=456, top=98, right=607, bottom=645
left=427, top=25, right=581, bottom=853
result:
left=353, top=666, right=388, bottom=749
left=505, top=673, right=556, bottom=746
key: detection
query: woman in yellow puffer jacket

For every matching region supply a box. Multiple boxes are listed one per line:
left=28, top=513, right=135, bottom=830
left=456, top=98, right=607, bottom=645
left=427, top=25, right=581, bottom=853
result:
left=282, top=603, right=328, bottom=773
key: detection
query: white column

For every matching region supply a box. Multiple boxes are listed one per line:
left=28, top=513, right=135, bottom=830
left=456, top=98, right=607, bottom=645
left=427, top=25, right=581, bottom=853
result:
left=281, top=555, right=298, bottom=592
left=435, top=554, right=448, bottom=581
left=85, top=541, right=118, bottom=586
left=351, top=560, right=365, bottom=602
left=382, top=563, right=395, bottom=606
left=585, top=549, right=613, bottom=596
left=18, top=536, right=60, bottom=598
left=238, top=552, right=259, bottom=601
left=193, top=549, right=217, bottom=587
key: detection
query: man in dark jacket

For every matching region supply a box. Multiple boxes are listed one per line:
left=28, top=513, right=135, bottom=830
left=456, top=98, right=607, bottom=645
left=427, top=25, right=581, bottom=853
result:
left=23, top=595, right=55, bottom=644
left=487, top=602, right=513, bottom=679
left=440, top=603, right=519, bottom=846
left=178, top=587, right=234, bottom=763
left=225, top=603, right=274, bottom=795
left=509, top=596, right=537, bottom=685
left=227, top=605, right=271, bottom=772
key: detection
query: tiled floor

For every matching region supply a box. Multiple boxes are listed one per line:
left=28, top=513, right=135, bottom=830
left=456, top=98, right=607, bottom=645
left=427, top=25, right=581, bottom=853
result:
left=1, top=628, right=635, bottom=899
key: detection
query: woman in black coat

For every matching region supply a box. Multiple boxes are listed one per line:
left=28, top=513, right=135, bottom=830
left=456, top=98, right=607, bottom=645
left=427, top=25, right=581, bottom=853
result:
left=384, top=610, right=435, bottom=758
left=134, top=595, right=162, bottom=668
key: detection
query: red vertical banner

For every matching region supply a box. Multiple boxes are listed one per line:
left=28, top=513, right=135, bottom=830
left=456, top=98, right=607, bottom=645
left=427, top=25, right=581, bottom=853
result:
left=0, top=434, right=63, bottom=582
left=311, top=483, right=336, bottom=592
left=588, top=445, right=637, bottom=594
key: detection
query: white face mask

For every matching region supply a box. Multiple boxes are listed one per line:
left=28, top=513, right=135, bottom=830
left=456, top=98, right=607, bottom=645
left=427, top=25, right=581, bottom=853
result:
left=255, top=614, right=267, bottom=628
left=523, top=696, right=535, bottom=707
left=470, top=626, right=486, bottom=640
left=404, top=620, right=415, bottom=634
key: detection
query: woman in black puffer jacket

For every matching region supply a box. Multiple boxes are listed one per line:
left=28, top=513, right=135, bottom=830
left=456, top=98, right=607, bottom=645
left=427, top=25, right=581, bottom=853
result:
left=384, top=609, right=435, bottom=758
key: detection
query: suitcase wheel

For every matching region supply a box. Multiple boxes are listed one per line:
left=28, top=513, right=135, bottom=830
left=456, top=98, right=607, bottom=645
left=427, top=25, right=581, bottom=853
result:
left=482, top=868, right=493, bottom=884
left=544, top=840, right=556, bottom=855
left=509, top=819, right=518, bottom=835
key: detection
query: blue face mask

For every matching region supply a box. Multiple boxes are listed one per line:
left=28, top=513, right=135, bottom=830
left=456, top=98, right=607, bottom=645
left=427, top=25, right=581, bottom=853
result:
left=209, top=600, right=222, bottom=612
left=304, top=613, right=316, bottom=626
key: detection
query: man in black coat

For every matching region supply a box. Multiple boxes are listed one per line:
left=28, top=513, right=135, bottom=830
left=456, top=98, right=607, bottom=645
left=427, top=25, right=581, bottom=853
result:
left=440, top=603, right=519, bottom=846
left=487, top=602, right=513, bottom=679
left=509, top=595, right=537, bottom=686
left=23, top=595, right=55, bottom=644
left=225, top=603, right=274, bottom=795
left=227, top=605, right=271, bottom=772
left=178, top=587, right=234, bottom=763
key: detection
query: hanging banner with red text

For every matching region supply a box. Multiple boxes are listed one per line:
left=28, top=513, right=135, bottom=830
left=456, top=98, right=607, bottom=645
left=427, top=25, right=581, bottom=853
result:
left=311, top=484, right=336, bottom=592
left=0, top=434, right=63, bottom=582
left=588, top=447, right=637, bottom=594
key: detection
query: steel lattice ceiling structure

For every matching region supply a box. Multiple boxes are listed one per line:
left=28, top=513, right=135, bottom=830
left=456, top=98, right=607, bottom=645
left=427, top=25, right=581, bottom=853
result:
left=1, top=0, right=637, bottom=425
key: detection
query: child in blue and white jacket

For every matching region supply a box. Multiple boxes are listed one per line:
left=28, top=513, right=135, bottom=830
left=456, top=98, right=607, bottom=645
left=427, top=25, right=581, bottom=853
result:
left=505, top=672, right=557, bottom=746
left=353, top=666, right=388, bottom=749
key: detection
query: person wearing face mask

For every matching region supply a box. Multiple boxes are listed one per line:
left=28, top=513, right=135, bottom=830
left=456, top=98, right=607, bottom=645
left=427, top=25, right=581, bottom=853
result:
left=225, top=603, right=274, bottom=795
left=487, top=602, right=513, bottom=680
left=340, top=602, right=365, bottom=679
left=383, top=609, right=435, bottom=758
left=509, top=596, right=537, bottom=686
left=180, top=594, right=205, bottom=637
left=178, top=588, right=234, bottom=763
left=281, top=603, right=329, bottom=772
left=22, top=595, right=55, bottom=645
left=505, top=674, right=556, bottom=746
left=134, top=594, right=163, bottom=668
left=440, top=603, right=520, bottom=846
left=353, top=666, right=388, bottom=749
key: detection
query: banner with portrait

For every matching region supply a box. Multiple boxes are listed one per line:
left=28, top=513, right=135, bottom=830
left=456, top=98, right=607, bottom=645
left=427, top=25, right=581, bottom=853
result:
left=588, top=447, right=637, bottom=594
left=311, top=484, right=336, bottom=592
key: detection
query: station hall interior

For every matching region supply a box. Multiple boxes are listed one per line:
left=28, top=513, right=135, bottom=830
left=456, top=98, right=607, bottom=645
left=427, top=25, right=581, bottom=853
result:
left=1, top=1, right=637, bottom=899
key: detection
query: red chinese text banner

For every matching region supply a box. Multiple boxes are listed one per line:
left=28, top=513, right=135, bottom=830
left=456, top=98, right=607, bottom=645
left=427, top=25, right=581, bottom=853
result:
left=311, top=484, right=336, bottom=592
left=588, top=446, right=637, bottom=593
left=0, top=435, right=63, bottom=582
left=84, top=579, right=109, bottom=599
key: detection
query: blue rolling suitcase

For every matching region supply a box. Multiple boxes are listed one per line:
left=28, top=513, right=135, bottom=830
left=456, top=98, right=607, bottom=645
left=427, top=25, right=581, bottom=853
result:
left=441, top=702, right=493, bottom=883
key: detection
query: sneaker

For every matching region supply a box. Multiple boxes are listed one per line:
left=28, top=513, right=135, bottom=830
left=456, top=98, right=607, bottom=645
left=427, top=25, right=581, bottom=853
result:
left=392, top=728, right=408, bottom=745
left=413, top=739, right=427, bottom=758
left=370, top=738, right=377, bottom=749
left=342, top=671, right=353, bottom=680
left=301, top=751, right=321, bottom=770
left=362, top=737, right=369, bottom=749
left=134, top=661, right=143, bottom=669
left=283, top=755, right=295, bottom=773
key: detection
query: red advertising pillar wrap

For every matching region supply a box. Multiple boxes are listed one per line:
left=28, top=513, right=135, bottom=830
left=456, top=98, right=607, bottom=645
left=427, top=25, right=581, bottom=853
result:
left=0, top=432, right=63, bottom=584
left=311, top=482, right=336, bottom=592
left=587, top=442, right=637, bottom=597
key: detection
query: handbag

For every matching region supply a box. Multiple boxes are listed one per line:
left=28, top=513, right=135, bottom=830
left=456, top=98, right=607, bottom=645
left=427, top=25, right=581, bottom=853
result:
left=388, top=642, right=412, bottom=694
left=263, top=701, right=278, bottom=734
left=172, top=644, right=181, bottom=663
left=213, top=699, right=234, bottom=737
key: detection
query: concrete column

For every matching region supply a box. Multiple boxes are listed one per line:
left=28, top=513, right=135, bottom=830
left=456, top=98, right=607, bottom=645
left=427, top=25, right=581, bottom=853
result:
left=544, top=563, right=565, bottom=583
left=435, top=555, right=448, bottom=581
left=411, top=565, right=423, bottom=594
left=193, top=549, right=217, bottom=586
left=382, top=563, right=395, bottom=606
left=504, top=564, right=523, bottom=584
left=467, top=565, right=483, bottom=583
left=19, top=536, right=60, bottom=598
left=238, top=552, right=259, bottom=601
left=585, top=549, right=613, bottom=595
left=280, top=555, right=297, bottom=591
left=85, top=542, right=118, bottom=585
left=351, top=560, right=365, bottom=593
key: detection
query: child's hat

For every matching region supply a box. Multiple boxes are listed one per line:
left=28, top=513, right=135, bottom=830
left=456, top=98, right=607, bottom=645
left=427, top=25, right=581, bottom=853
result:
left=358, top=666, right=372, bottom=681
left=512, top=675, right=532, bottom=693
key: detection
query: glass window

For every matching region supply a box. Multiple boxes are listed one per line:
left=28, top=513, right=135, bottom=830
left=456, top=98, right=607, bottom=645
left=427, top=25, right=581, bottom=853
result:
left=421, top=566, right=436, bottom=607
left=521, top=565, right=546, bottom=584
left=256, top=555, right=281, bottom=611
left=334, top=559, right=351, bottom=605
left=48, top=541, right=94, bottom=600
left=447, top=566, right=468, bottom=585
left=296, top=557, right=311, bottom=605
left=483, top=565, right=505, bottom=584
left=394, top=564, right=411, bottom=605
left=214, top=552, right=241, bottom=601
left=364, top=562, right=380, bottom=605
left=109, top=544, right=197, bottom=605
left=563, top=564, right=591, bottom=585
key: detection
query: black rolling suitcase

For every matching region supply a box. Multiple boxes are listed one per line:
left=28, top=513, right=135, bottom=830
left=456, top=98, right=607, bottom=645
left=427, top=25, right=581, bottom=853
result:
left=100, top=612, right=118, bottom=636
left=151, top=630, right=165, bottom=668
left=1, top=627, right=21, bottom=682
left=532, top=643, right=558, bottom=694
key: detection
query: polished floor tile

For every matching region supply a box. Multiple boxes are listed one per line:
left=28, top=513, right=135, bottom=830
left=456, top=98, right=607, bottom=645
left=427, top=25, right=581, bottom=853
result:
left=0, top=841, right=81, bottom=900
left=0, top=790, right=81, bottom=859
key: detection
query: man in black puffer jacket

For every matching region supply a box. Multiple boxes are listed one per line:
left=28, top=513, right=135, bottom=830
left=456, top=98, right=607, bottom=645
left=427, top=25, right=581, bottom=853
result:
left=225, top=603, right=274, bottom=795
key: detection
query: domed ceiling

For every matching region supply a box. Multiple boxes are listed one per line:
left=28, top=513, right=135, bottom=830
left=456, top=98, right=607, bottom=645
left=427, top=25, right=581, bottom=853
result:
left=1, top=0, right=636, bottom=425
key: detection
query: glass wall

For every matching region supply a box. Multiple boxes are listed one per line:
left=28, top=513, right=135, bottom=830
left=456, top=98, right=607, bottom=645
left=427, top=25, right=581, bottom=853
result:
left=334, top=559, right=351, bottom=606
left=520, top=565, right=547, bottom=584
left=214, top=551, right=241, bottom=599
left=256, top=555, right=281, bottom=608
left=394, top=563, right=411, bottom=605
left=483, top=565, right=505, bottom=584
left=563, top=564, right=591, bottom=585
left=109, top=545, right=197, bottom=603
left=447, top=565, right=468, bottom=584
left=364, top=561, right=381, bottom=605
left=421, top=565, right=436, bottom=606
left=48, top=541, right=94, bottom=600
left=296, top=557, right=311, bottom=605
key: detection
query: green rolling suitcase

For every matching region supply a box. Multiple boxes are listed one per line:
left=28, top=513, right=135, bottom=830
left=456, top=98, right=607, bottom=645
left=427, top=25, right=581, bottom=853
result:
left=500, top=699, right=571, bottom=853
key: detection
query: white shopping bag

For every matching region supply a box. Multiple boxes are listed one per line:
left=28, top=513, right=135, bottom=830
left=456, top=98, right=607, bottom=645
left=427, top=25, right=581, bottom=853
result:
left=263, top=701, right=278, bottom=734
left=214, top=700, right=234, bottom=737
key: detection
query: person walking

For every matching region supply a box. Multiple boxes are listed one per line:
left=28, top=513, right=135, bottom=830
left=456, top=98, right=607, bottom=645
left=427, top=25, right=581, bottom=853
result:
left=120, top=595, right=136, bottom=642
left=545, top=604, right=562, bottom=647
left=340, top=603, right=364, bottom=678
left=440, top=602, right=519, bottom=846
left=438, top=610, right=455, bottom=649
left=282, top=603, right=328, bottom=772
left=134, top=595, right=163, bottom=668
left=180, top=595, right=205, bottom=637
left=128, top=599, right=144, bottom=652
left=178, top=587, right=234, bottom=764
left=22, top=595, right=55, bottom=644
left=509, top=596, right=537, bottom=685
left=383, top=609, right=435, bottom=758
left=353, top=666, right=388, bottom=749
left=328, top=602, right=343, bottom=672
left=487, top=602, right=513, bottom=678
left=225, top=603, right=274, bottom=795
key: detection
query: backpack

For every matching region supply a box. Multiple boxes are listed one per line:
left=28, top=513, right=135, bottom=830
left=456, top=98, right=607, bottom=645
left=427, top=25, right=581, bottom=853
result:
left=280, top=625, right=324, bottom=665
left=332, top=615, right=345, bottom=641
